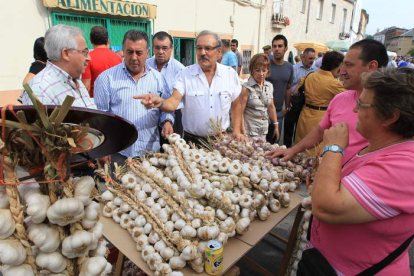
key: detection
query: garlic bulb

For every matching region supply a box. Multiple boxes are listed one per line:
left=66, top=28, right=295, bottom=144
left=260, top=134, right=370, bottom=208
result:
left=0, top=240, right=27, bottom=265
left=147, top=252, right=163, bottom=271
left=236, top=217, right=250, bottom=234
left=62, top=230, right=96, bottom=258
left=121, top=173, right=137, bottom=189
left=82, top=201, right=100, bottom=229
left=141, top=245, right=155, bottom=262
left=258, top=206, right=271, bottom=221
left=36, top=252, right=67, bottom=273
left=154, top=240, right=166, bottom=252
left=0, top=209, right=15, bottom=239
left=91, top=239, right=108, bottom=257
left=28, top=223, right=60, bottom=253
left=160, top=247, right=174, bottom=261
left=134, top=215, right=146, bottom=227
left=155, top=262, right=172, bottom=275
left=79, top=256, right=112, bottom=276
left=74, top=176, right=95, bottom=206
left=47, top=197, right=85, bottom=226
left=136, top=234, right=149, bottom=252
left=1, top=264, right=34, bottom=276
left=169, top=256, right=186, bottom=269
left=148, top=231, right=160, bottom=244
left=269, top=198, right=281, bottom=213
left=180, top=225, right=197, bottom=239
left=100, top=190, right=114, bottom=202
left=180, top=244, right=198, bottom=261
left=25, top=192, right=50, bottom=223
left=174, top=219, right=186, bottom=231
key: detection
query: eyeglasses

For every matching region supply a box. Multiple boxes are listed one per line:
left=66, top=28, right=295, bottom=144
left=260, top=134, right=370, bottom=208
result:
left=356, top=99, right=375, bottom=109
left=154, top=46, right=171, bottom=51
left=68, top=48, right=89, bottom=57
left=195, top=45, right=220, bottom=53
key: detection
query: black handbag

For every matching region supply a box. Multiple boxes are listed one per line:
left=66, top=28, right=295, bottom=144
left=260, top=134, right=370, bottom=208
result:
left=293, top=72, right=313, bottom=110
left=297, top=215, right=414, bottom=276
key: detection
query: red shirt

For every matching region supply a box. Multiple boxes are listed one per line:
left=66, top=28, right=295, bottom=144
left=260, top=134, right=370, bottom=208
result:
left=82, top=47, right=122, bottom=97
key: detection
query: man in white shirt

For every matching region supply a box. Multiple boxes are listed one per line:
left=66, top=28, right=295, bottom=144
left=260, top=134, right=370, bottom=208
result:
left=135, top=30, right=241, bottom=145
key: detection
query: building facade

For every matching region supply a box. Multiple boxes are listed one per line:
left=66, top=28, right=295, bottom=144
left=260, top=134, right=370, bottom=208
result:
left=0, top=0, right=366, bottom=91
left=388, top=29, right=414, bottom=56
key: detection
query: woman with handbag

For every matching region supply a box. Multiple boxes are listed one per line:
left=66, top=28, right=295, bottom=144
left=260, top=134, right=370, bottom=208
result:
left=232, top=54, right=278, bottom=141
left=300, top=68, right=414, bottom=275
left=294, top=51, right=345, bottom=156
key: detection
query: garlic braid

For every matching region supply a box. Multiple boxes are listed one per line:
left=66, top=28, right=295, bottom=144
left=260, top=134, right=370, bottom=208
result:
left=3, top=157, right=38, bottom=275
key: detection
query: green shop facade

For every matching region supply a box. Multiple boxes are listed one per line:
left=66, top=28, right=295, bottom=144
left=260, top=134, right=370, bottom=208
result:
left=42, top=0, right=195, bottom=65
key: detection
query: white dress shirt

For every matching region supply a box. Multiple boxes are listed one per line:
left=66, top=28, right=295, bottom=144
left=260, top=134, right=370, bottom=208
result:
left=174, top=63, right=241, bottom=137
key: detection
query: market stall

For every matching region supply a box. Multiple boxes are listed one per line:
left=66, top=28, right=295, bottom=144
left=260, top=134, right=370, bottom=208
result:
left=0, top=89, right=314, bottom=275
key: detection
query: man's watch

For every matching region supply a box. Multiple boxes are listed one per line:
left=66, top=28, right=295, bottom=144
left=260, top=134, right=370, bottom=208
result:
left=321, top=144, right=344, bottom=157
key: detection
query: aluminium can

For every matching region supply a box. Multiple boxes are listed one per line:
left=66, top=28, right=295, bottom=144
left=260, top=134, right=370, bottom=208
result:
left=204, top=240, right=223, bottom=275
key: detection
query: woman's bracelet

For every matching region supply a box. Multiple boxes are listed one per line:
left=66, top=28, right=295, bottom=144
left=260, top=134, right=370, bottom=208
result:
left=273, top=121, right=279, bottom=125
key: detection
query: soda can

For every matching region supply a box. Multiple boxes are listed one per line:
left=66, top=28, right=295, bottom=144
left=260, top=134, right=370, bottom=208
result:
left=204, top=240, right=223, bottom=275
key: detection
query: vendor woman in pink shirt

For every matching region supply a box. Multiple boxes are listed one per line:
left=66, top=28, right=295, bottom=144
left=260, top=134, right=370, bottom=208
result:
left=308, top=68, right=414, bottom=275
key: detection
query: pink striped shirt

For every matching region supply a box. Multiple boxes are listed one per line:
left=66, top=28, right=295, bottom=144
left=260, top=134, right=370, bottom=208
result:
left=311, top=140, right=414, bottom=275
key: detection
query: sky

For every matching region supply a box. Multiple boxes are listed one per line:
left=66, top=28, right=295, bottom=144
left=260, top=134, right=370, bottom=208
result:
left=362, top=0, right=414, bottom=35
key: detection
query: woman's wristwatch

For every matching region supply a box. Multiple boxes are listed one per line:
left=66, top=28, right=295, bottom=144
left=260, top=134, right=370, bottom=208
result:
left=321, top=144, right=344, bottom=156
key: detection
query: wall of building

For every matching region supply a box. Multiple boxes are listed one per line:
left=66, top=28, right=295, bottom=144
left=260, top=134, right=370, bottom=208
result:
left=263, top=0, right=355, bottom=56
left=388, top=36, right=414, bottom=56
left=0, top=1, right=50, bottom=90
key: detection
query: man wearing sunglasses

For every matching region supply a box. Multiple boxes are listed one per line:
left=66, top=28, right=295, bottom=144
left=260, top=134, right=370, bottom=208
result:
left=135, top=30, right=241, bottom=146
left=267, top=39, right=388, bottom=164
left=21, top=24, right=96, bottom=109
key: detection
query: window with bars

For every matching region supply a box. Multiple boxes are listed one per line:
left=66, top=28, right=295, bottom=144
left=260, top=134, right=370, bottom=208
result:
left=316, top=0, right=324, bottom=20
left=242, top=50, right=252, bottom=74
left=330, top=4, right=336, bottom=23
left=301, top=0, right=306, bottom=13
left=52, top=12, right=150, bottom=50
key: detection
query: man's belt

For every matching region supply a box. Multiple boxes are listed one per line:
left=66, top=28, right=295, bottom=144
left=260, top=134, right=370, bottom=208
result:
left=305, top=103, right=328, bottom=111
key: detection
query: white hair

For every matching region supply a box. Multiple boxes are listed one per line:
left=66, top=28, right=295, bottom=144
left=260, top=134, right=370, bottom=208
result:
left=44, top=24, right=83, bottom=61
left=196, top=30, right=222, bottom=48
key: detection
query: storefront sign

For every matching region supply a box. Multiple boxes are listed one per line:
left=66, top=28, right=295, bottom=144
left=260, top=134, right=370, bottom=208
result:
left=43, top=0, right=157, bottom=19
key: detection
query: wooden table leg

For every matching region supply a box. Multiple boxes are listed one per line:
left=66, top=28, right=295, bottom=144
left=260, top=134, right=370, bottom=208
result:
left=114, top=249, right=126, bottom=276
left=277, top=206, right=304, bottom=276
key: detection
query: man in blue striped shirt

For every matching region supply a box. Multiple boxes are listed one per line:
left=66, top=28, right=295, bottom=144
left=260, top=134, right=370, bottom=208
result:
left=94, top=30, right=174, bottom=161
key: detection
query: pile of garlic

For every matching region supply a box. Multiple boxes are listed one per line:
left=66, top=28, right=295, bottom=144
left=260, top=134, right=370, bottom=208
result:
left=209, top=134, right=313, bottom=181
left=0, top=175, right=112, bottom=276
left=98, top=134, right=306, bottom=275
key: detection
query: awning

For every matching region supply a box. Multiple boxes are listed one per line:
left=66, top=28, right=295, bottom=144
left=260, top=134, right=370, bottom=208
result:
left=325, top=40, right=351, bottom=52
left=293, top=42, right=329, bottom=54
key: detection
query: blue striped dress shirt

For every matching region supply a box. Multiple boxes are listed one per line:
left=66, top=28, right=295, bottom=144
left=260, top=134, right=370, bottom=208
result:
left=94, top=61, right=174, bottom=157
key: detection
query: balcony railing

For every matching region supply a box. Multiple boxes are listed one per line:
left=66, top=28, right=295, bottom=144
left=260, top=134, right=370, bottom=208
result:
left=339, top=32, right=350, bottom=39
left=272, top=13, right=289, bottom=29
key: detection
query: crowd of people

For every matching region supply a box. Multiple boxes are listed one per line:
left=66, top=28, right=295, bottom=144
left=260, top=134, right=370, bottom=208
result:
left=21, top=24, right=414, bottom=274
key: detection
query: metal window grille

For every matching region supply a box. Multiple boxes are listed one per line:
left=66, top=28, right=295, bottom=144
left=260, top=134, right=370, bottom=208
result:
left=242, top=50, right=252, bottom=74
left=52, top=12, right=150, bottom=50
